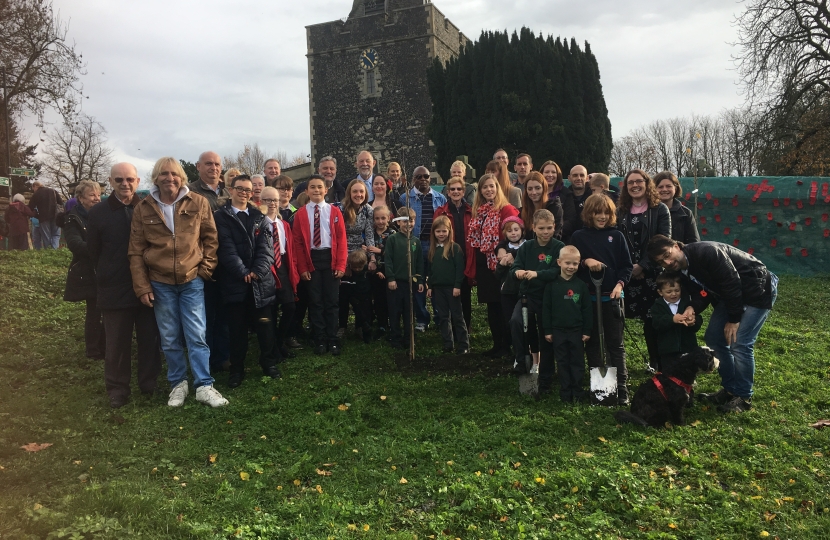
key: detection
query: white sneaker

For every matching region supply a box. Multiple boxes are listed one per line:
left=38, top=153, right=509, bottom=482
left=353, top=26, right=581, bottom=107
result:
left=168, top=380, right=188, bottom=407
left=195, top=385, right=229, bottom=408
left=529, top=364, right=539, bottom=375
left=415, top=323, right=426, bottom=332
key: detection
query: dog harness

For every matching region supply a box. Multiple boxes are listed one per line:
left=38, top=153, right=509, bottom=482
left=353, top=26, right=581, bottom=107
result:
left=651, top=374, right=693, bottom=401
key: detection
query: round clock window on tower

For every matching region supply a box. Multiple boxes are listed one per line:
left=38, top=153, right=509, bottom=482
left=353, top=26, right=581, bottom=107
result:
left=360, top=48, right=378, bottom=70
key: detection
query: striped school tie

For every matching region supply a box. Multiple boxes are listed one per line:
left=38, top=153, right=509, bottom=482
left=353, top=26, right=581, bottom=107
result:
left=272, top=221, right=282, bottom=269
left=313, top=204, right=321, bottom=248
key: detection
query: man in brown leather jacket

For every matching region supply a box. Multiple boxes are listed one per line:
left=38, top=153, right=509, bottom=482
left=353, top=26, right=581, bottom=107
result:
left=129, top=157, right=228, bottom=408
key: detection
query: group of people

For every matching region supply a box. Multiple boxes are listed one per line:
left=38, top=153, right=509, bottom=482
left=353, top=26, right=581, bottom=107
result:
left=57, top=148, right=777, bottom=414
left=3, top=181, right=65, bottom=250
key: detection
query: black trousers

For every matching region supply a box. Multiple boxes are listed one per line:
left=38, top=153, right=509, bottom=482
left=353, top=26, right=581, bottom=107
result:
left=486, top=302, right=509, bottom=351
left=308, top=249, right=340, bottom=345
left=553, top=329, right=586, bottom=402
left=203, top=278, right=230, bottom=370
left=509, top=297, right=554, bottom=391
left=502, top=293, right=539, bottom=353
left=271, top=300, right=296, bottom=356
left=585, top=299, right=628, bottom=401
left=387, top=285, right=411, bottom=345
left=226, top=290, right=278, bottom=375
left=101, top=306, right=161, bottom=400
left=371, top=273, right=389, bottom=330
left=460, top=281, right=472, bottom=330
left=432, top=286, right=469, bottom=349
left=291, top=279, right=309, bottom=339
left=84, top=296, right=106, bottom=358
left=643, top=316, right=660, bottom=369
left=339, top=284, right=372, bottom=333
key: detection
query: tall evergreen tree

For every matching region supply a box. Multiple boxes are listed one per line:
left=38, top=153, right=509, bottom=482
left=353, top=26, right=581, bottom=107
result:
left=427, top=29, right=612, bottom=177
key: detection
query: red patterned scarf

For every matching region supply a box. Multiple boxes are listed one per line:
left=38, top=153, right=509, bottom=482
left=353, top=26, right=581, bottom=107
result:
left=469, top=201, right=502, bottom=271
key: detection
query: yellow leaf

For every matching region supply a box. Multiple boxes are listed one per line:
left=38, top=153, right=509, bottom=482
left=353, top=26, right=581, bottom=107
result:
left=782, top=496, right=794, bottom=502
left=535, top=477, right=545, bottom=485
left=209, top=454, right=217, bottom=463
left=347, top=524, right=357, bottom=531
left=571, top=486, right=579, bottom=493
left=380, top=395, right=387, bottom=401
left=33, top=503, right=43, bottom=511
left=668, top=523, right=677, bottom=529
left=315, top=485, right=323, bottom=493
left=276, top=485, right=282, bottom=490
left=769, top=401, right=777, bottom=408
left=399, top=477, right=408, bottom=484
left=73, top=460, right=81, bottom=465
left=789, top=479, right=796, bottom=484
left=685, top=485, right=691, bottom=491
left=363, top=524, right=370, bottom=531
left=255, top=469, right=263, bottom=474
left=173, top=476, right=180, bottom=481
left=598, top=437, right=607, bottom=443
left=446, top=461, right=454, bottom=465
left=391, top=465, right=397, bottom=470
left=760, top=532, right=770, bottom=538
left=631, top=463, right=639, bottom=468
left=575, top=452, right=593, bottom=458
left=271, top=396, right=277, bottom=401
left=752, top=495, right=763, bottom=500
left=316, top=468, right=332, bottom=476
left=260, top=435, right=267, bottom=439
left=691, top=420, right=702, bottom=427
left=239, top=472, right=250, bottom=481
left=293, top=479, right=301, bottom=486
left=514, top=462, right=521, bottom=468
left=499, top=516, right=508, bottom=522
left=475, top=471, right=481, bottom=476
left=338, top=404, right=348, bottom=411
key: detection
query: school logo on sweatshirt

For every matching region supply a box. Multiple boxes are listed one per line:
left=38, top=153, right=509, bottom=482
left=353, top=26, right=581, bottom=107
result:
left=565, top=289, right=581, bottom=303
left=537, top=253, right=552, bottom=264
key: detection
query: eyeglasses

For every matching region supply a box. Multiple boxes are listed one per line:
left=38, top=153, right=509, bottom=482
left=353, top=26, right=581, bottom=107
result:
left=414, top=174, right=430, bottom=180
left=233, top=187, right=253, bottom=194
left=113, top=177, right=138, bottom=184
left=627, top=179, right=646, bottom=185
left=447, top=187, right=464, bottom=192
left=261, top=198, right=278, bottom=204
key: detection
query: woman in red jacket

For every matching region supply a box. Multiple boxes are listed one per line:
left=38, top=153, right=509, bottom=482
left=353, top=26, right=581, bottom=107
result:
left=434, top=176, right=474, bottom=330
left=4, top=194, right=35, bottom=250
left=469, top=173, right=519, bottom=357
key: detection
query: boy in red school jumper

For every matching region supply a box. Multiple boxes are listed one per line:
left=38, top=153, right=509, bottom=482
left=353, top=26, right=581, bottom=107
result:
left=292, top=175, right=348, bottom=356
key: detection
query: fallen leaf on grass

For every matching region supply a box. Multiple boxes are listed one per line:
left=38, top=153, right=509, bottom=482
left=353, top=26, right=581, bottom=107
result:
left=33, top=503, right=43, bottom=511
left=598, top=437, right=607, bottom=443
left=293, top=479, right=301, bottom=486
left=668, top=523, right=677, bottom=529
left=239, top=472, right=250, bottom=481
left=680, top=448, right=689, bottom=457
left=338, top=404, right=349, bottom=411
left=347, top=524, right=357, bottom=531
left=809, top=419, right=830, bottom=429
left=571, top=486, right=579, bottom=493
left=209, top=454, right=217, bottom=464
left=760, top=532, right=770, bottom=537
left=316, top=468, right=332, bottom=476
left=20, top=443, right=52, bottom=452
left=315, top=485, right=323, bottom=493
left=399, top=477, right=408, bottom=484
left=764, top=511, right=776, bottom=522
left=380, top=396, right=387, bottom=401
left=362, top=524, right=370, bottom=531
left=691, top=420, right=702, bottom=427
left=575, top=452, right=593, bottom=458
left=499, top=516, right=508, bottom=522
left=535, top=477, right=545, bottom=485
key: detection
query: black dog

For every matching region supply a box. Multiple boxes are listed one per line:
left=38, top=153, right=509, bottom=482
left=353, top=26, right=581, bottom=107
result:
left=614, top=346, right=719, bottom=428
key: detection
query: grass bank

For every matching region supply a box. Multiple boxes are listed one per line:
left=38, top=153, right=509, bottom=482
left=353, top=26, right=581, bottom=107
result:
left=0, top=249, right=828, bottom=539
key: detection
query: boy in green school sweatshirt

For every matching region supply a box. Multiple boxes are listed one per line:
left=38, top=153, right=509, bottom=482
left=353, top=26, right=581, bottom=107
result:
left=509, top=209, right=565, bottom=395
left=543, top=245, right=593, bottom=403
left=385, top=208, right=424, bottom=350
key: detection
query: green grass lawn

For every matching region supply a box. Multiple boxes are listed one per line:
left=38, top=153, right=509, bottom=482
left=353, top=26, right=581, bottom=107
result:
left=0, top=249, right=828, bottom=539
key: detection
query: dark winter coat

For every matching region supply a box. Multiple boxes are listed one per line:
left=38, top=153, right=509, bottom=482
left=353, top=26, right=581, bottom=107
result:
left=87, top=194, right=143, bottom=310
left=63, top=205, right=96, bottom=302
left=617, top=202, right=671, bottom=273
left=4, top=201, right=35, bottom=235
left=187, top=179, right=230, bottom=212
left=214, top=201, right=276, bottom=308
left=668, top=198, right=700, bottom=244
left=649, top=296, right=702, bottom=356
left=559, top=185, right=586, bottom=243
left=29, top=186, right=63, bottom=221
left=680, top=241, right=774, bottom=323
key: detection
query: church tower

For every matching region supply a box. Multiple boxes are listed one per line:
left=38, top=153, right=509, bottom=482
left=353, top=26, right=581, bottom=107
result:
left=306, top=0, right=468, bottom=179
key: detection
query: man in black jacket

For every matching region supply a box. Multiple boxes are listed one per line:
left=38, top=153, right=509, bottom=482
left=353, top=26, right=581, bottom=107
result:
left=87, top=163, right=161, bottom=408
left=648, top=235, right=778, bottom=413
left=214, top=174, right=279, bottom=388
left=28, top=181, right=63, bottom=249
left=187, top=150, right=230, bottom=373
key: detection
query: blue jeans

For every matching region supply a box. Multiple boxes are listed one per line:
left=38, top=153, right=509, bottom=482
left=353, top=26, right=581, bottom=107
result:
left=151, top=278, right=214, bottom=389
left=38, top=219, right=61, bottom=249
left=704, top=274, right=778, bottom=399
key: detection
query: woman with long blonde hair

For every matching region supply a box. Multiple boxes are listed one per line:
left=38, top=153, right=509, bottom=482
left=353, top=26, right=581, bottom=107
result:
left=469, top=174, right=519, bottom=357
left=484, top=160, right=522, bottom=209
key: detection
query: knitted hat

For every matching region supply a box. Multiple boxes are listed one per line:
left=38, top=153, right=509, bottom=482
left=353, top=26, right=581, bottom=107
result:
left=502, top=216, right=525, bottom=230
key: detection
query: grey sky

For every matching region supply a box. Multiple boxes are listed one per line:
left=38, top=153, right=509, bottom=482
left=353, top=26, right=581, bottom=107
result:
left=44, top=0, right=745, bottom=177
